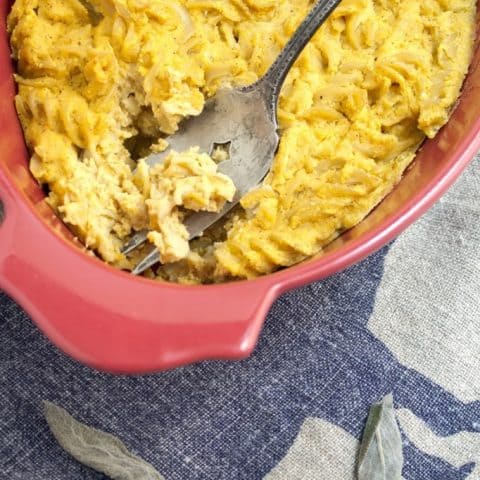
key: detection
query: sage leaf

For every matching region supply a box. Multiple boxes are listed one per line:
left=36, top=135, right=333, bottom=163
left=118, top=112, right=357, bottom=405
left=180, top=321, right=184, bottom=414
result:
left=357, top=394, right=403, bottom=480
left=43, top=401, right=164, bottom=480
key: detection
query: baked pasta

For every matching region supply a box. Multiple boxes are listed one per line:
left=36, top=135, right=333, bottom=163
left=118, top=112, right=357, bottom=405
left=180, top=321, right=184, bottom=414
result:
left=8, top=0, right=476, bottom=283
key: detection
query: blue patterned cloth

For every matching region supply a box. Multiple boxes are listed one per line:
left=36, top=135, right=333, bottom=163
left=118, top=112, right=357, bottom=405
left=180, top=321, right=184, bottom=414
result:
left=1, top=155, right=479, bottom=480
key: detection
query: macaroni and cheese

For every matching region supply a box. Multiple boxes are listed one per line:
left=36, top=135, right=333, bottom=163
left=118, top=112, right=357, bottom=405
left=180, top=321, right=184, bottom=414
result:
left=8, top=0, right=476, bottom=283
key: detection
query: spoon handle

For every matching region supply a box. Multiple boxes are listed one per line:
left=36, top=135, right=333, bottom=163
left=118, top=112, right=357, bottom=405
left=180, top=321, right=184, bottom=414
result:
left=258, top=0, right=341, bottom=113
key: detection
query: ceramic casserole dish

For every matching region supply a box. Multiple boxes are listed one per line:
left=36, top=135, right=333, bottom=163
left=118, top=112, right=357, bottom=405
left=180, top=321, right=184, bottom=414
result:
left=1, top=0, right=480, bottom=373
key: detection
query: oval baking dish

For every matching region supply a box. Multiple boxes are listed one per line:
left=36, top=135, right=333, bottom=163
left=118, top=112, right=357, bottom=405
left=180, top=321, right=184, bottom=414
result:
left=1, top=0, right=480, bottom=373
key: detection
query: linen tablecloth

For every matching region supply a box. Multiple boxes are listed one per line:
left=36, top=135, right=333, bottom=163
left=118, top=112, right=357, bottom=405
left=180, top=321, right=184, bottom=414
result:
left=0, top=154, right=479, bottom=480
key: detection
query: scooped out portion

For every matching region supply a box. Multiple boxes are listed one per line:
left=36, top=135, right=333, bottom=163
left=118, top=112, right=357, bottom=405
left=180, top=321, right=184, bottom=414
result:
left=135, top=148, right=235, bottom=264
left=8, top=0, right=476, bottom=283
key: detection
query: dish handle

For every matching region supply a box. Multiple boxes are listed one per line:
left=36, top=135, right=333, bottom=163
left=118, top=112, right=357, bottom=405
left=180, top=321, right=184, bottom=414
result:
left=0, top=172, right=280, bottom=372
left=0, top=169, right=18, bottom=274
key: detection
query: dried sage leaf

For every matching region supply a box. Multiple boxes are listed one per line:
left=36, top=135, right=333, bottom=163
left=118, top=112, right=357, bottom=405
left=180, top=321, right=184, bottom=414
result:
left=357, top=394, right=403, bottom=480
left=43, top=401, right=164, bottom=480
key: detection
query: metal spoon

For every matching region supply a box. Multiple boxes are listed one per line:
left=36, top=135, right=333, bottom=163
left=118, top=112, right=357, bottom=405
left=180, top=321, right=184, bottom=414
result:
left=125, top=0, right=341, bottom=274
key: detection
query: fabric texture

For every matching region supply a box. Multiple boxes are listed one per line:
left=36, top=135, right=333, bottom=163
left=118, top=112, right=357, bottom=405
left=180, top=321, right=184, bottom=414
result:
left=0, top=154, right=479, bottom=480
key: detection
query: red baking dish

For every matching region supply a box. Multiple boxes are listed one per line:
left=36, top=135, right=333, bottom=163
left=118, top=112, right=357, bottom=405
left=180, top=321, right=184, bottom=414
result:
left=1, top=1, right=480, bottom=373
